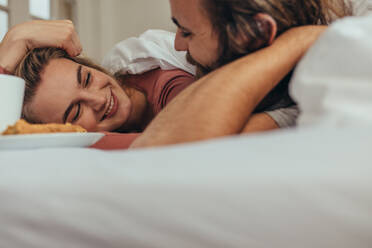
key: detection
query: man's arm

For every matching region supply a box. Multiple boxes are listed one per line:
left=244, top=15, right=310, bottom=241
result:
left=131, top=26, right=326, bottom=148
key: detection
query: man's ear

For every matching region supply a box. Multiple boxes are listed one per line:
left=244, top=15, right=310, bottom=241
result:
left=234, top=13, right=278, bottom=52
left=254, top=13, right=277, bottom=46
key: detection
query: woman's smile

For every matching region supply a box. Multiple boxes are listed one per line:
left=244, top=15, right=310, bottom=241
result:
left=101, top=87, right=119, bottom=121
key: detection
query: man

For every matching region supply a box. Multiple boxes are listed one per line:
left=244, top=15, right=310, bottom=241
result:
left=131, top=0, right=349, bottom=148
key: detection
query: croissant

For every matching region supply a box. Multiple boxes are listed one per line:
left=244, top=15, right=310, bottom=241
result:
left=2, top=119, right=87, bottom=135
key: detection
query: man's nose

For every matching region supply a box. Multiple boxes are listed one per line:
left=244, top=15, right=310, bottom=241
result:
left=174, top=30, right=188, bottom=51
left=81, top=91, right=106, bottom=112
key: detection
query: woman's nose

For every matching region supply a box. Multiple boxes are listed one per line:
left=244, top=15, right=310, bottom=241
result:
left=81, top=91, right=106, bottom=112
left=174, top=30, right=188, bottom=51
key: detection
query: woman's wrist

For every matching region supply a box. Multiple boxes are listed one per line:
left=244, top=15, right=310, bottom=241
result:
left=0, top=36, right=27, bottom=73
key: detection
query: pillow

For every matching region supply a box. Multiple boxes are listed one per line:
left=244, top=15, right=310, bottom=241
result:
left=291, top=15, right=372, bottom=127
left=101, top=29, right=196, bottom=76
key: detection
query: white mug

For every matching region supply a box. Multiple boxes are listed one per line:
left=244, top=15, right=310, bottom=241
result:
left=0, top=74, right=25, bottom=133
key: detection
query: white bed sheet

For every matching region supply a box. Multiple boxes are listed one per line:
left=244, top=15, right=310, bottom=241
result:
left=0, top=127, right=371, bottom=248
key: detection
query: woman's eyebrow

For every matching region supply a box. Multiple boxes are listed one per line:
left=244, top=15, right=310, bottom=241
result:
left=77, top=65, right=82, bottom=85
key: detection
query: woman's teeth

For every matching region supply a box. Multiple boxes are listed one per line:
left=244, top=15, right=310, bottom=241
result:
left=104, top=96, right=114, bottom=116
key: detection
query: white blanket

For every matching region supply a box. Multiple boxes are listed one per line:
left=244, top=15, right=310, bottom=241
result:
left=0, top=127, right=371, bottom=248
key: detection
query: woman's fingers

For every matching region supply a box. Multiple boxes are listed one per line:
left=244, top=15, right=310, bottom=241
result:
left=70, top=29, right=83, bottom=56
left=58, top=20, right=83, bottom=57
left=22, top=19, right=82, bottom=56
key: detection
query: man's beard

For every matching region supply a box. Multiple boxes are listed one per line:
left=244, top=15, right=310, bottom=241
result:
left=186, top=51, right=235, bottom=79
left=186, top=52, right=214, bottom=79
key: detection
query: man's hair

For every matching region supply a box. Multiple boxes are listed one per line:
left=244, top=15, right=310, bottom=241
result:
left=15, top=47, right=110, bottom=123
left=200, top=0, right=351, bottom=72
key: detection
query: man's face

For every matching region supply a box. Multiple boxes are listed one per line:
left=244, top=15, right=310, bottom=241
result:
left=170, top=0, right=219, bottom=72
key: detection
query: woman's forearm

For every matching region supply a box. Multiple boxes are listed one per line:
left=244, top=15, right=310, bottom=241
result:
left=0, top=34, right=25, bottom=73
left=131, top=26, right=326, bottom=148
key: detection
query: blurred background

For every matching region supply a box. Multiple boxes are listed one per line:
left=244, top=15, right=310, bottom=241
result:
left=0, top=0, right=176, bottom=62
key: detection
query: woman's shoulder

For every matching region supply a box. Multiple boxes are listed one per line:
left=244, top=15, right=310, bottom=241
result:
left=121, top=68, right=193, bottom=89
left=153, top=69, right=195, bottom=107
left=153, top=69, right=195, bottom=96
left=122, top=68, right=195, bottom=115
left=155, top=68, right=194, bottom=82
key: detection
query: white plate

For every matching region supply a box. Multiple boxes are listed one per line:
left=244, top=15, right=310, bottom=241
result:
left=0, top=132, right=104, bottom=150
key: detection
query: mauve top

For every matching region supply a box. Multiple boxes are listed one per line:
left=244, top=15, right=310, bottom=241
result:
left=91, top=68, right=195, bottom=150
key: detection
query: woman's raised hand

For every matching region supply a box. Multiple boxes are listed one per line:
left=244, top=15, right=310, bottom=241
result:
left=0, top=20, right=82, bottom=73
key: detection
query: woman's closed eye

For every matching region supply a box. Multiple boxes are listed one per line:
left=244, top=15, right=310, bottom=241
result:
left=70, top=102, right=81, bottom=123
left=84, top=71, right=91, bottom=87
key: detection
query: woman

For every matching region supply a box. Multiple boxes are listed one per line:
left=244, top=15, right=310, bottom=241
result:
left=0, top=20, right=195, bottom=149
left=16, top=46, right=193, bottom=133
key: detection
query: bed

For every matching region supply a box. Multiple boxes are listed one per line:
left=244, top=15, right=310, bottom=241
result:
left=1, top=15, right=372, bottom=248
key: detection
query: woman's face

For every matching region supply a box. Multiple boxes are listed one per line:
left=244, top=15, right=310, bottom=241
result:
left=26, top=58, right=133, bottom=132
